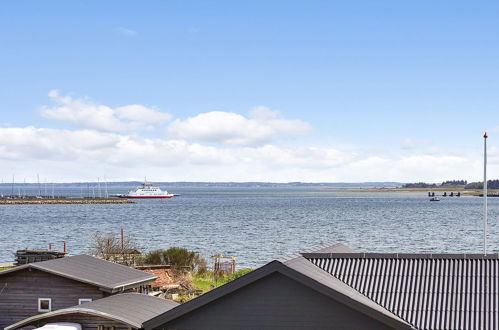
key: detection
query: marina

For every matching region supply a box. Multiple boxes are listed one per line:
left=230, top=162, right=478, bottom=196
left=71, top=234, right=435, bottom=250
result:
left=0, top=197, right=134, bottom=204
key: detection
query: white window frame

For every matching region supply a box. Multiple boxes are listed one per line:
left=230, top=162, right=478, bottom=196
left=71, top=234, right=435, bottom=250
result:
left=78, top=298, right=92, bottom=304
left=38, top=298, right=51, bottom=312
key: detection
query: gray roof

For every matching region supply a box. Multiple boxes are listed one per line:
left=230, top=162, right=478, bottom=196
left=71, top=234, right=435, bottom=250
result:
left=0, top=254, right=156, bottom=292
left=144, top=257, right=412, bottom=330
left=305, top=252, right=499, bottom=330
left=6, top=293, right=179, bottom=330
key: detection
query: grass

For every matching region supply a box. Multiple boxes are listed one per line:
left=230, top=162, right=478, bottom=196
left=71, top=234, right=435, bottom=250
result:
left=0, top=267, right=11, bottom=271
left=192, top=269, right=254, bottom=294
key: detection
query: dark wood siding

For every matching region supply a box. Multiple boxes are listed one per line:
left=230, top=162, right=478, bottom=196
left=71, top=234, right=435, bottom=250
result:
left=22, top=314, right=132, bottom=330
left=164, top=272, right=397, bottom=330
left=0, top=269, right=105, bottom=329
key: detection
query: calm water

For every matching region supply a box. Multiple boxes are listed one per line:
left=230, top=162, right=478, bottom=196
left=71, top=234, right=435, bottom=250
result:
left=0, top=187, right=497, bottom=268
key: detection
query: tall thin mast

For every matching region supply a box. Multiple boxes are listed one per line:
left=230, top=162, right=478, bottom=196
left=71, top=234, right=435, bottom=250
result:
left=483, top=132, right=488, bottom=255
left=97, top=177, right=101, bottom=198
left=104, top=176, right=109, bottom=198
left=37, top=174, right=41, bottom=197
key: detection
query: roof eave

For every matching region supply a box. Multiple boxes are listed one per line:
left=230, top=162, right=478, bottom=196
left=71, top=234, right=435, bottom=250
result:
left=108, top=277, right=158, bottom=293
left=5, top=308, right=142, bottom=330
left=30, top=263, right=157, bottom=291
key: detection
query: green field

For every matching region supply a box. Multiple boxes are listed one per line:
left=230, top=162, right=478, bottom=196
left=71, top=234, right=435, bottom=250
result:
left=192, top=269, right=254, bottom=293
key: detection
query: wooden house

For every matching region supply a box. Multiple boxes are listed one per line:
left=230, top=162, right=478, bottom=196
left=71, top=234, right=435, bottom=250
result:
left=0, top=254, right=157, bottom=329
left=6, top=293, right=178, bottom=330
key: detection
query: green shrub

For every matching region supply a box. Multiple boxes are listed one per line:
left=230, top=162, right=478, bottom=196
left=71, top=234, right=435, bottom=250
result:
left=142, top=247, right=206, bottom=270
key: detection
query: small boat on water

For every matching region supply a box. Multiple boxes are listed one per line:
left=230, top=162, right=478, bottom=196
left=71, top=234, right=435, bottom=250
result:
left=430, top=197, right=440, bottom=202
left=114, top=182, right=174, bottom=199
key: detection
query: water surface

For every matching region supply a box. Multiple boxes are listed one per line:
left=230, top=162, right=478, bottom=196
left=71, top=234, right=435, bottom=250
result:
left=0, top=188, right=496, bottom=268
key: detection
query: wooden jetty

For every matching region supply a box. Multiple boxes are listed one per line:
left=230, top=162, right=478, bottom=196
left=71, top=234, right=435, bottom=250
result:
left=0, top=197, right=134, bottom=204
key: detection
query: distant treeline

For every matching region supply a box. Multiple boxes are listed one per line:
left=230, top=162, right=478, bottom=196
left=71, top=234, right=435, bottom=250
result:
left=402, top=179, right=499, bottom=189
left=465, top=180, right=499, bottom=190
left=441, top=180, right=467, bottom=186
left=402, top=179, right=467, bottom=189
left=402, top=182, right=438, bottom=188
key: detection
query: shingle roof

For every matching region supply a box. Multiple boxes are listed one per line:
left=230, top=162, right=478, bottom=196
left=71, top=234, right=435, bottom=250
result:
left=5, top=293, right=179, bottom=330
left=0, top=255, right=157, bottom=292
left=304, top=252, right=499, bottom=330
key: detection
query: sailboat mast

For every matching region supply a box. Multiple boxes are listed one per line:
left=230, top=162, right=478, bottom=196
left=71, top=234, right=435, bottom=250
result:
left=483, top=132, right=488, bottom=255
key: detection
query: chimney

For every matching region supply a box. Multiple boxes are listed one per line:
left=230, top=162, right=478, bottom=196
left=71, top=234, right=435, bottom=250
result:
left=63, top=241, right=67, bottom=253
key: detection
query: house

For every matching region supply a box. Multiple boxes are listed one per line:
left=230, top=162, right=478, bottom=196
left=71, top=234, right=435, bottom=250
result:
left=144, top=243, right=412, bottom=330
left=0, top=254, right=157, bottom=329
left=143, top=243, right=499, bottom=330
left=8, top=243, right=499, bottom=329
left=6, top=293, right=178, bottom=330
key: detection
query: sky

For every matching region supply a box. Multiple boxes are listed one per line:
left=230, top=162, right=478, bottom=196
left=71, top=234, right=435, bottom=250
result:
left=1, top=1, right=499, bottom=182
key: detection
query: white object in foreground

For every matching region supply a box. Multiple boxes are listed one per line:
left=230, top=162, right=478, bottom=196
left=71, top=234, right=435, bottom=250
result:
left=35, top=323, right=82, bottom=330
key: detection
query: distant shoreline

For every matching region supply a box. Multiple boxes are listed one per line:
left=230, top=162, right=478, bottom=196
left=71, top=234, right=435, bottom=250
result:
left=355, top=187, right=492, bottom=196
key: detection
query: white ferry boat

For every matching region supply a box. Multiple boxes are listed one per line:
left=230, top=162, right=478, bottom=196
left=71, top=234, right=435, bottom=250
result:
left=118, top=182, right=174, bottom=199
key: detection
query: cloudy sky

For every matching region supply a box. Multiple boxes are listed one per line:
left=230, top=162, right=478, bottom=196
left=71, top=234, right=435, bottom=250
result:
left=1, top=1, right=499, bottom=182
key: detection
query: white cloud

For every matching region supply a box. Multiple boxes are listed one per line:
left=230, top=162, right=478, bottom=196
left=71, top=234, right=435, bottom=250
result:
left=115, top=27, right=138, bottom=37
left=115, top=105, right=171, bottom=123
left=401, top=138, right=427, bottom=150
left=40, top=90, right=171, bottom=132
left=0, top=126, right=486, bottom=183
left=167, top=106, right=312, bottom=146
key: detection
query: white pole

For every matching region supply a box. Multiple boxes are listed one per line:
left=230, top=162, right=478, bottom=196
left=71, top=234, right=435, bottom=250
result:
left=484, top=132, right=488, bottom=255
left=97, top=177, right=101, bottom=198
left=104, top=176, right=109, bottom=198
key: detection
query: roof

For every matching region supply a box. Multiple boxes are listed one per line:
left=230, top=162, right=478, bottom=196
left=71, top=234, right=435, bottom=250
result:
left=304, top=252, right=499, bottom=330
left=143, top=257, right=412, bottom=330
left=141, top=268, right=180, bottom=289
left=0, top=254, right=157, bottom=292
left=6, top=293, right=179, bottom=330
left=306, top=242, right=358, bottom=254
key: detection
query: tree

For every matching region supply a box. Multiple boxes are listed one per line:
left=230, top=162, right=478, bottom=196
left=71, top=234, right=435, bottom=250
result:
left=141, top=247, right=206, bottom=271
left=89, top=230, right=139, bottom=265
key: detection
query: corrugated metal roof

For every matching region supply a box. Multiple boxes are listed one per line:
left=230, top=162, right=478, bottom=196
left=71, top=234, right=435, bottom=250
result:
left=6, top=293, right=179, bottom=330
left=0, top=255, right=157, bottom=292
left=283, top=256, right=413, bottom=329
left=306, top=254, right=499, bottom=330
left=307, top=242, right=358, bottom=254
left=144, top=258, right=413, bottom=330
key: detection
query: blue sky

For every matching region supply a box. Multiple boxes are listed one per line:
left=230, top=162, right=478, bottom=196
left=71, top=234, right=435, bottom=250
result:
left=1, top=1, right=498, bottom=182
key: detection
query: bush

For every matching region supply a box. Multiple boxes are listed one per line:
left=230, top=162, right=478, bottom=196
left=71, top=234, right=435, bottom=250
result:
left=142, top=247, right=206, bottom=271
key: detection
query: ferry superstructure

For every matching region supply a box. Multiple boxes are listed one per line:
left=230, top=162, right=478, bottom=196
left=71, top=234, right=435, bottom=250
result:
left=119, top=182, right=174, bottom=199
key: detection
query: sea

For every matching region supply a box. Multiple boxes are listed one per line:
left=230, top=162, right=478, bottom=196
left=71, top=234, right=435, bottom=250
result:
left=0, top=186, right=497, bottom=268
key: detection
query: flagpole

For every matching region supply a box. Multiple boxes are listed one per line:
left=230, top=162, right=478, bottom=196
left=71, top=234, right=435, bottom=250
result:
left=484, top=132, right=488, bottom=255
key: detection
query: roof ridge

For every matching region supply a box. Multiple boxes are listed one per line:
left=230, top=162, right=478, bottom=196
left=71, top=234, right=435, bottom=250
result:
left=302, top=252, right=499, bottom=259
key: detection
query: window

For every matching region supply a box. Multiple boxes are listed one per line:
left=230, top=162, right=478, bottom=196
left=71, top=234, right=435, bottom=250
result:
left=98, top=326, right=115, bottom=330
left=38, top=298, right=51, bottom=312
left=78, top=298, right=92, bottom=304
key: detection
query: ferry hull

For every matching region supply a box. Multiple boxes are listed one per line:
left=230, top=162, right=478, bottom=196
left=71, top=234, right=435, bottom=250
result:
left=120, top=195, right=174, bottom=199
